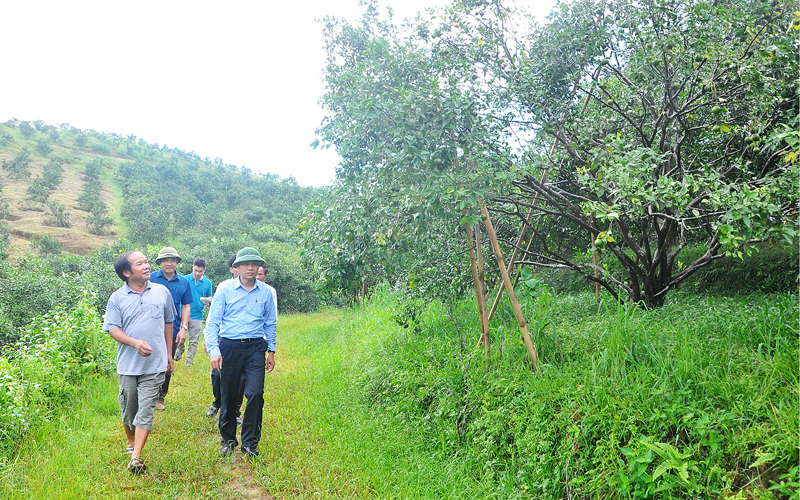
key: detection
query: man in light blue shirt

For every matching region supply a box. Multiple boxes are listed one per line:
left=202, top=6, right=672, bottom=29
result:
left=204, top=247, right=276, bottom=458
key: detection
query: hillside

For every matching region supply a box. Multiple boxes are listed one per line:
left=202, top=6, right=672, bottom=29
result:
left=0, top=124, right=121, bottom=258
left=0, top=119, right=315, bottom=262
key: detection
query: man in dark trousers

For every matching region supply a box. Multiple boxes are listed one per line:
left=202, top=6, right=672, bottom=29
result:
left=150, top=246, right=192, bottom=410
left=205, top=253, right=238, bottom=417
left=204, top=247, right=277, bottom=458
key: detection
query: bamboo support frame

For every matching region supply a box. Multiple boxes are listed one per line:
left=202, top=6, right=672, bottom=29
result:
left=481, top=205, right=540, bottom=373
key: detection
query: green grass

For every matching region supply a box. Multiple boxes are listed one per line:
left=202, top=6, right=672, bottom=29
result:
left=0, top=311, right=371, bottom=499
left=1, top=292, right=797, bottom=499
left=321, top=289, right=800, bottom=499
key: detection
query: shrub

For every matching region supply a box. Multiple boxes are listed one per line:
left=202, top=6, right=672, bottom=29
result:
left=32, top=234, right=62, bottom=257
left=0, top=293, right=115, bottom=446
left=90, top=142, right=110, bottom=154
left=680, top=244, right=799, bottom=295
left=0, top=224, right=8, bottom=261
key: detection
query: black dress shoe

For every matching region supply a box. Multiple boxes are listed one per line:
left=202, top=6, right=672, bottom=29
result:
left=241, top=445, right=259, bottom=458
left=220, top=440, right=237, bottom=456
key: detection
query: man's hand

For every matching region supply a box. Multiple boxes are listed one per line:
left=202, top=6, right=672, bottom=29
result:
left=135, top=340, right=153, bottom=357
left=266, top=351, right=275, bottom=373
left=176, top=327, right=187, bottom=345
left=167, top=358, right=175, bottom=373
left=211, top=355, right=222, bottom=371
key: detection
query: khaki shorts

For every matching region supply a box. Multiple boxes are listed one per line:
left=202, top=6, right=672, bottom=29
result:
left=119, top=372, right=165, bottom=431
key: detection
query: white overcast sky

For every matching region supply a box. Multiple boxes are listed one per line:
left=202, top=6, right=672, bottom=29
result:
left=0, top=0, right=555, bottom=188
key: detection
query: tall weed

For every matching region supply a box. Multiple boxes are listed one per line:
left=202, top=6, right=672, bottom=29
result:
left=341, top=288, right=799, bottom=499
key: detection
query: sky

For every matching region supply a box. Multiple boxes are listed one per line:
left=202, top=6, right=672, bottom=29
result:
left=0, top=0, right=555, bottom=188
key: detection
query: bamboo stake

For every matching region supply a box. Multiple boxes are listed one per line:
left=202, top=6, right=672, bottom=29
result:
left=474, top=224, right=491, bottom=356
left=481, top=205, right=540, bottom=372
left=466, top=223, right=490, bottom=365
left=591, top=233, right=600, bottom=300
left=486, top=207, right=533, bottom=324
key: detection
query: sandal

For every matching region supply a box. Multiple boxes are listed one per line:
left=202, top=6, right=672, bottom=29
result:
left=127, top=457, right=146, bottom=474
left=123, top=445, right=134, bottom=455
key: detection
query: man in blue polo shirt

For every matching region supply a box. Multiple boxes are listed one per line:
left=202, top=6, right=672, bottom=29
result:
left=205, top=247, right=277, bottom=458
left=181, top=257, right=213, bottom=367
left=150, top=246, right=192, bottom=410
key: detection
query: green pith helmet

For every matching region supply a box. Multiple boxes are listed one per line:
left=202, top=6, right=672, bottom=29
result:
left=155, top=246, right=182, bottom=264
left=232, top=247, right=265, bottom=266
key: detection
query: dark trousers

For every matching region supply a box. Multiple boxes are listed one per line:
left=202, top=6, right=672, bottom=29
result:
left=211, top=369, right=245, bottom=412
left=159, top=338, right=178, bottom=403
left=211, top=368, right=221, bottom=408
left=218, top=337, right=266, bottom=449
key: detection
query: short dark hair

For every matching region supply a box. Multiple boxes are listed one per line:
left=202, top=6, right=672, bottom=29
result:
left=193, top=258, right=207, bottom=268
left=227, top=253, right=237, bottom=268
left=115, top=251, right=135, bottom=282
left=258, top=264, right=267, bottom=273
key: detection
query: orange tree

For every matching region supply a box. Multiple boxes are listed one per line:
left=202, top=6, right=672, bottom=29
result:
left=306, top=0, right=798, bottom=310
left=304, top=1, right=514, bottom=302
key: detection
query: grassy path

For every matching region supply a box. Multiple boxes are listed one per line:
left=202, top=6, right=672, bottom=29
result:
left=1, top=311, right=366, bottom=499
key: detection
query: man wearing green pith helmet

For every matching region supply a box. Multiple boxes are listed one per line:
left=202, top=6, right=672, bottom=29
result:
left=150, top=246, right=192, bottom=410
left=204, top=247, right=277, bottom=458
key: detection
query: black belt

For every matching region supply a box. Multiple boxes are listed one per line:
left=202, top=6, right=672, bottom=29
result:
left=221, top=337, right=261, bottom=343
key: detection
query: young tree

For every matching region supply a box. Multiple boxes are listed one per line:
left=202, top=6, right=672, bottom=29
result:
left=26, top=177, right=52, bottom=204
left=42, top=158, right=64, bottom=188
left=86, top=204, right=114, bottom=235
left=35, top=138, right=52, bottom=156
left=45, top=201, right=71, bottom=228
left=2, top=148, right=32, bottom=179
left=84, top=158, right=103, bottom=180
left=314, top=1, right=542, bottom=366
left=77, top=181, right=102, bottom=212
left=18, top=121, right=35, bottom=138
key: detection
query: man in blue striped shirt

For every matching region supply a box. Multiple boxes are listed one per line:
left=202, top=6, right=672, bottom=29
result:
left=204, top=247, right=277, bottom=458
